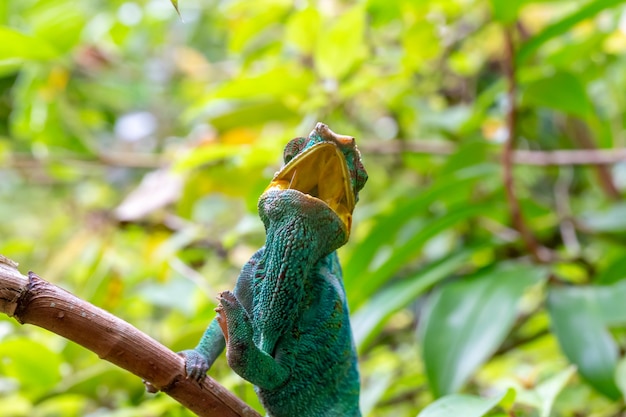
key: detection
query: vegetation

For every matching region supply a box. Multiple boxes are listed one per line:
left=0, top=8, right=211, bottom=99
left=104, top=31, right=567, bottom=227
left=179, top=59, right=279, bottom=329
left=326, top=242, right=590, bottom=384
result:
left=2, top=0, right=626, bottom=416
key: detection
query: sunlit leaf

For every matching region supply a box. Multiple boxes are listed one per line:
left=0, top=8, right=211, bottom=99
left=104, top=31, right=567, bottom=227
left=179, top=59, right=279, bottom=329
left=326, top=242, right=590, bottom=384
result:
left=0, top=26, right=59, bottom=61
left=417, top=390, right=510, bottom=417
left=535, top=366, right=576, bottom=417
left=489, top=0, right=520, bottom=24
left=419, top=263, right=546, bottom=397
left=314, top=5, right=368, bottom=79
left=518, top=0, right=626, bottom=63
left=285, top=7, right=321, bottom=54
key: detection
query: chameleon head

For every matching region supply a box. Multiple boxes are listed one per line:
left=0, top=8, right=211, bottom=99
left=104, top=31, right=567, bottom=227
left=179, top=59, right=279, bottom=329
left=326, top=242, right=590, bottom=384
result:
left=263, top=123, right=368, bottom=238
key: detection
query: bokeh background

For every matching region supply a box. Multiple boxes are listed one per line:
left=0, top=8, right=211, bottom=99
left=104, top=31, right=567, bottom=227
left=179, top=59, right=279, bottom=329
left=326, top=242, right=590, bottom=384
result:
left=2, top=0, right=626, bottom=416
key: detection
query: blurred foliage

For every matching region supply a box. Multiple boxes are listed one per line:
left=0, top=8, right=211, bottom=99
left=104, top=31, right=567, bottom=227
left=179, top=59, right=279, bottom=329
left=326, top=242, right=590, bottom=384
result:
left=2, top=0, right=626, bottom=416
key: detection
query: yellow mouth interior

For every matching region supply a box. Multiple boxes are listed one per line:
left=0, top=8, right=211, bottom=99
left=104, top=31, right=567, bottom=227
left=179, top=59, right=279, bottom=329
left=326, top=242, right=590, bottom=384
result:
left=264, top=142, right=355, bottom=235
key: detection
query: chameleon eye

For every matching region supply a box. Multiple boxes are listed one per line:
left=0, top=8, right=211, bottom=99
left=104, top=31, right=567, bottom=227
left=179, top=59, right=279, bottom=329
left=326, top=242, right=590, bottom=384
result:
left=283, top=137, right=308, bottom=163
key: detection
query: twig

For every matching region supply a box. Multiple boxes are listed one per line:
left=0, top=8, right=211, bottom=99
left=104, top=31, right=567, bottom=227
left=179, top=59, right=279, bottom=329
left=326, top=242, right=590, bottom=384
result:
left=0, top=256, right=261, bottom=417
left=501, top=27, right=550, bottom=263
left=493, top=328, right=550, bottom=357
left=360, top=141, right=626, bottom=166
left=554, top=167, right=580, bottom=256
left=514, top=148, right=626, bottom=165
left=8, top=142, right=626, bottom=173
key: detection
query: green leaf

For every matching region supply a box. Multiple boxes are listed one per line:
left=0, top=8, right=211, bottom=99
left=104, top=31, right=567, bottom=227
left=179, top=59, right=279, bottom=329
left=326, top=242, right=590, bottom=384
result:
left=616, top=357, right=626, bottom=399
left=518, top=366, right=577, bottom=416
left=314, top=6, right=368, bottom=79
left=596, top=256, right=626, bottom=285
left=489, top=0, right=521, bottom=24
left=548, top=281, right=626, bottom=399
left=419, top=263, right=545, bottom=397
left=518, top=0, right=626, bottom=64
left=285, top=7, right=321, bottom=54
left=417, top=390, right=509, bottom=417
left=171, top=0, right=180, bottom=15
left=0, top=26, right=59, bottom=61
left=522, top=71, right=592, bottom=118
left=352, top=246, right=478, bottom=349
left=535, top=366, right=577, bottom=417
left=344, top=164, right=500, bottom=307
left=351, top=201, right=494, bottom=308
left=0, top=338, right=63, bottom=398
left=187, top=100, right=299, bottom=131
left=212, top=66, right=314, bottom=100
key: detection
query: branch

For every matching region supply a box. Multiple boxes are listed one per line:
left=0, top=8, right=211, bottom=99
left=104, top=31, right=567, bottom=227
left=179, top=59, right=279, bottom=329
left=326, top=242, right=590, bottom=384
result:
left=360, top=141, right=626, bottom=166
left=0, top=255, right=261, bottom=417
left=501, top=27, right=550, bottom=263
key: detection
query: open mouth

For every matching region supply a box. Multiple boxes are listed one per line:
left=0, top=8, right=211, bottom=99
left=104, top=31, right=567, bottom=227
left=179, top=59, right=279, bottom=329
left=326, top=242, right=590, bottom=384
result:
left=264, top=141, right=355, bottom=235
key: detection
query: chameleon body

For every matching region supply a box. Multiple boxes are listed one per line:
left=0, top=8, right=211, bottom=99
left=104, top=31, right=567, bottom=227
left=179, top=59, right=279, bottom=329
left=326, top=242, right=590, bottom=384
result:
left=181, top=123, right=367, bottom=417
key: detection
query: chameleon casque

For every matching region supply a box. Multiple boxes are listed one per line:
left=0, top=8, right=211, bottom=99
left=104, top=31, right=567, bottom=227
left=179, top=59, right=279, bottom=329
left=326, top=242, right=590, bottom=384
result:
left=180, top=122, right=368, bottom=417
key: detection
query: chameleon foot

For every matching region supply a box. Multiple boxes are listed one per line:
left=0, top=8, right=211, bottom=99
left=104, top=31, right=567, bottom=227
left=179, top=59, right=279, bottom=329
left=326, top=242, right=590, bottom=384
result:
left=178, top=349, right=210, bottom=381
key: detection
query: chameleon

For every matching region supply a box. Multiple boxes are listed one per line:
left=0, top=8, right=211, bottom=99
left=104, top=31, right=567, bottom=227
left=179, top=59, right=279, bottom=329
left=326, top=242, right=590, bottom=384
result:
left=180, top=122, right=368, bottom=417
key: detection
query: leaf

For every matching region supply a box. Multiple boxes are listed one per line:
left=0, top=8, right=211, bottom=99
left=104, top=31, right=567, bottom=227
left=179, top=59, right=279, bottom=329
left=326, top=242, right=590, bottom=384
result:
left=596, top=256, right=626, bottom=285
left=0, top=26, right=59, bottom=61
left=518, top=365, right=577, bottom=416
left=352, top=246, right=478, bottom=349
left=419, top=263, right=545, bottom=397
left=351, top=201, right=494, bottom=309
left=285, top=7, right=321, bottom=54
left=616, top=357, right=626, bottom=399
left=211, top=65, right=314, bottom=100
left=535, top=366, right=577, bottom=417
left=548, top=281, right=626, bottom=399
left=489, top=0, right=521, bottom=24
left=522, top=71, right=592, bottom=118
left=171, top=0, right=180, bottom=16
left=417, top=390, right=510, bottom=417
left=518, top=0, right=626, bottom=64
left=0, top=338, right=63, bottom=398
left=580, top=202, right=626, bottom=233
left=314, top=6, right=368, bottom=79
left=344, top=164, right=500, bottom=307
left=187, top=99, right=299, bottom=131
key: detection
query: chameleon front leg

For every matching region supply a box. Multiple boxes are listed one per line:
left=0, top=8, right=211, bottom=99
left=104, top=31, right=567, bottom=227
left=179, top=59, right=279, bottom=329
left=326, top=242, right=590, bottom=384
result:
left=216, top=291, right=290, bottom=390
left=179, top=318, right=225, bottom=381
left=179, top=249, right=264, bottom=381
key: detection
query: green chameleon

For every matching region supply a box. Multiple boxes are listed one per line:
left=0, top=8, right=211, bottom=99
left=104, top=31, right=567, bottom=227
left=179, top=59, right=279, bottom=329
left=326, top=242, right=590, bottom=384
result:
left=180, top=122, right=368, bottom=417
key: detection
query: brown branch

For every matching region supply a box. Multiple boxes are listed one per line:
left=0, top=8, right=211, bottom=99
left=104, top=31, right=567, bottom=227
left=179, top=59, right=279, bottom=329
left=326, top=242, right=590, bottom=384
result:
left=513, top=148, right=626, bottom=165
left=493, top=328, right=550, bottom=357
left=0, top=255, right=261, bottom=417
left=360, top=141, right=626, bottom=166
left=501, top=27, right=550, bottom=263
left=9, top=143, right=626, bottom=175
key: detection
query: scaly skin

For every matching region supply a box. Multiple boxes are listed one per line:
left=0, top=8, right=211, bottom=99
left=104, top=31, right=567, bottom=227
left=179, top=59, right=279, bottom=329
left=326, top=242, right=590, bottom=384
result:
left=180, top=123, right=367, bottom=417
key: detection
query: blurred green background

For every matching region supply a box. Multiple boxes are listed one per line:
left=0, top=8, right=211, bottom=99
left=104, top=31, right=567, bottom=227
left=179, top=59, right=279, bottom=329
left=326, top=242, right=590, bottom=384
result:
left=2, top=0, right=626, bottom=416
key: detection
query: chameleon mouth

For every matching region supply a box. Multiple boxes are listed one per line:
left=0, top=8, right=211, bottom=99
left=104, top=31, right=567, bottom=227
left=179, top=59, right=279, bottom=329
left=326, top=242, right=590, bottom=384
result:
left=264, top=141, right=355, bottom=235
